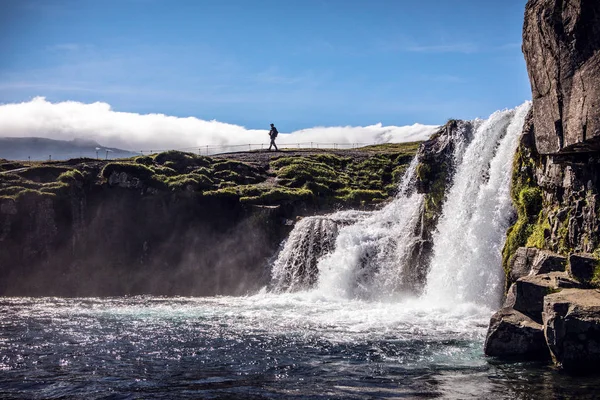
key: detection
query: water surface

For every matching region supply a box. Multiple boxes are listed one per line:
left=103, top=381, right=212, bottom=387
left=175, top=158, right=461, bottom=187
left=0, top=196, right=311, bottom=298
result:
left=2, top=295, right=599, bottom=399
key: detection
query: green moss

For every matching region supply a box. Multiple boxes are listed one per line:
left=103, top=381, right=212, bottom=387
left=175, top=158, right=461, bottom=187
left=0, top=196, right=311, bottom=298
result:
left=101, top=162, right=154, bottom=180
left=154, top=151, right=210, bottom=172
left=309, top=154, right=350, bottom=168
left=416, top=162, right=432, bottom=182
left=17, top=166, right=73, bottom=183
left=135, top=156, right=154, bottom=166
left=502, top=139, right=544, bottom=276
left=57, top=169, right=84, bottom=184
left=150, top=166, right=178, bottom=176
left=0, top=187, right=56, bottom=201
left=40, top=181, right=71, bottom=195
left=526, top=211, right=550, bottom=248
left=202, top=187, right=241, bottom=201
left=273, top=158, right=346, bottom=189
left=557, top=215, right=571, bottom=254
left=518, top=187, right=543, bottom=216
left=240, top=187, right=314, bottom=205
left=359, top=142, right=422, bottom=154
left=162, top=173, right=214, bottom=191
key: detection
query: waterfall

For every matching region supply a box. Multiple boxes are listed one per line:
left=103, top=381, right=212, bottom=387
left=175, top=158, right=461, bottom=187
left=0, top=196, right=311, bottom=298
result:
left=269, top=102, right=531, bottom=307
left=313, top=156, right=426, bottom=300
left=270, top=210, right=368, bottom=292
left=423, top=102, right=531, bottom=308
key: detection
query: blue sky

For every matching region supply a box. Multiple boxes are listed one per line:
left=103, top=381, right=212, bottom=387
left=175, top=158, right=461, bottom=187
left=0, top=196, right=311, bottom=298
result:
left=1, top=0, right=530, bottom=132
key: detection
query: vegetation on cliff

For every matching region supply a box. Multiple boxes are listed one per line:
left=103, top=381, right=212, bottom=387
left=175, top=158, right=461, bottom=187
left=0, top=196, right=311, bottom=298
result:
left=0, top=143, right=421, bottom=209
left=502, top=135, right=543, bottom=276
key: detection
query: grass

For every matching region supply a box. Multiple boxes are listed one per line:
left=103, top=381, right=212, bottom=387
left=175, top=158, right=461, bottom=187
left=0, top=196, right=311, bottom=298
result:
left=1, top=146, right=420, bottom=207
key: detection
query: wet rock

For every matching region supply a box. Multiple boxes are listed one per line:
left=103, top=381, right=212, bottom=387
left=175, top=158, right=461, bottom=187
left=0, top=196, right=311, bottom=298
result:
left=509, top=247, right=539, bottom=282
left=543, top=289, right=600, bottom=373
left=523, top=0, right=600, bottom=154
left=569, top=253, right=598, bottom=284
left=484, top=307, right=550, bottom=360
left=504, top=272, right=582, bottom=323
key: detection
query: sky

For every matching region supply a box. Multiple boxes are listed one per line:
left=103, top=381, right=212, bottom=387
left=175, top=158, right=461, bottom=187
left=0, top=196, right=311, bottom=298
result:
left=0, top=0, right=531, bottom=150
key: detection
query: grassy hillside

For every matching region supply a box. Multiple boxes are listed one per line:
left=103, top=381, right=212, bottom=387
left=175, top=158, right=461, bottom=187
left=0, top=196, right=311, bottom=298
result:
left=0, top=143, right=421, bottom=208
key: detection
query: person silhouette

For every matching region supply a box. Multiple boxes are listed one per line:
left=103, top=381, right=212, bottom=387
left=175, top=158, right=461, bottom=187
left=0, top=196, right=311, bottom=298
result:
left=268, top=123, right=279, bottom=151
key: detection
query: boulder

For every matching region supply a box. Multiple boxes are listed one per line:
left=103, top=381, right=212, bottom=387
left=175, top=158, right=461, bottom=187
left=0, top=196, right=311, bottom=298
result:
left=509, top=248, right=566, bottom=282
left=509, top=247, right=539, bottom=282
left=531, top=250, right=566, bottom=275
left=484, top=307, right=550, bottom=360
left=504, top=272, right=582, bottom=323
left=522, top=0, right=600, bottom=154
left=569, top=253, right=598, bottom=284
left=543, top=289, right=600, bottom=373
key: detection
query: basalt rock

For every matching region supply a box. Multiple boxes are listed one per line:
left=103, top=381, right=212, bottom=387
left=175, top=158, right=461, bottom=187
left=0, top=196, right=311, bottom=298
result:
left=509, top=247, right=566, bottom=282
left=543, top=289, right=600, bottom=373
left=523, top=0, right=600, bottom=154
left=484, top=307, right=550, bottom=360
left=569, top=253, right=599, bottom=284
left=504, top=272, right=582, bottom=323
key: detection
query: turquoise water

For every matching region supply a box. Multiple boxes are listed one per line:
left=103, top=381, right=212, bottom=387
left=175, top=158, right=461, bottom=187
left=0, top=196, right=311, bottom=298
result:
left=2, top=296, right=599, bottom=399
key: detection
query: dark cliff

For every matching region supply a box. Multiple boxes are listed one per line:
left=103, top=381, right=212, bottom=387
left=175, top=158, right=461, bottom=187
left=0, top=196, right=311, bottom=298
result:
left=487, top=0, right=600, bottom=373
left=522, top=0, right=600, bottom=154
left=0, top=144, right=420, bottom=297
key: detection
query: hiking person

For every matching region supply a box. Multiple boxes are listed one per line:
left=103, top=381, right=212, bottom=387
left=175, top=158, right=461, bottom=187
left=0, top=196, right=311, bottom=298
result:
left=268, top=123, right=279, bottom=151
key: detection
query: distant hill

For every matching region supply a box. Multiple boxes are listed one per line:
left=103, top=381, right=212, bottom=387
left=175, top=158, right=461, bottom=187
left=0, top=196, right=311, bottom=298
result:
left=0, top=137, right=138, bottom=161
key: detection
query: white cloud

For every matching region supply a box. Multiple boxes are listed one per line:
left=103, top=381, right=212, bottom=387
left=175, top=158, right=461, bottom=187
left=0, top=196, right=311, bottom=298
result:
left=0, top=97, right=438, bottom=152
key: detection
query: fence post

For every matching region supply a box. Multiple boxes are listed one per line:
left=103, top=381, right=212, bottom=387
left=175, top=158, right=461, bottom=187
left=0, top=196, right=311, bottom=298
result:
left=206, top=145, right=209, bottom=155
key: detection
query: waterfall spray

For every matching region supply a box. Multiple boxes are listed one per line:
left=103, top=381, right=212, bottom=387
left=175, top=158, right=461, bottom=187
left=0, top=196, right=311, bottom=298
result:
left=424, top=102, right=531, bottom=308
left=269, top=102, right=531, bottom=309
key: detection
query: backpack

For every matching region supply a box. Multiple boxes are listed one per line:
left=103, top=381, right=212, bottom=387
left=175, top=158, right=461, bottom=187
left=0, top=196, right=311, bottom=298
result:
left=271, top=127, right=278, bottom=138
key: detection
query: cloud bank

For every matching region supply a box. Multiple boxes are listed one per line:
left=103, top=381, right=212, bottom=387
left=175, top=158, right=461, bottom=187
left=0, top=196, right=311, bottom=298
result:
left=0, top=97, right=438, bottom=152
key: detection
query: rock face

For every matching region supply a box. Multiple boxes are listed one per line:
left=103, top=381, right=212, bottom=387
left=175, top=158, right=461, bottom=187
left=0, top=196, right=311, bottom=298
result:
left=509, top=247, right=566, bottom=282
left=569, top=253, right=598, bottom=284
left=543, top=289, right=600, bottom=372
left=484, top=307, right=550, bottom=359
left=523, top=0, right=600, bottom=154
left=489, top=0, right=600, bottom=373
left=504, top=272, right=581, bottom=322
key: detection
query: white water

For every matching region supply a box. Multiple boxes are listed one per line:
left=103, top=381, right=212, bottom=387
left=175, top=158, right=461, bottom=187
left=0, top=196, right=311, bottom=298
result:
left=313, top=156, right=425, bottom=300
left=270, top=210, right=369, bottom=292
left=270, top=103, right=530, bottom=310
left=424, top=102, right=531, bottom=309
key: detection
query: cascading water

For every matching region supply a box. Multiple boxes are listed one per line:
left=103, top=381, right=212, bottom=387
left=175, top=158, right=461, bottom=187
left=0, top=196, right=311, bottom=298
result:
left=313, top=156, right=425, bottom=299
left=270, top=210, right=368, bottom=292
left=270, top=102, right=531, bottom=307
left=424, top=102, right=531, bottom=309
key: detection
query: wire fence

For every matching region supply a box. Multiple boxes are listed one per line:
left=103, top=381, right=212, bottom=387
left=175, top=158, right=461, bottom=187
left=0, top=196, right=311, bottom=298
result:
left=8, top=142, right=380, bottom=162
left=137, top=141, right=376, bottom=156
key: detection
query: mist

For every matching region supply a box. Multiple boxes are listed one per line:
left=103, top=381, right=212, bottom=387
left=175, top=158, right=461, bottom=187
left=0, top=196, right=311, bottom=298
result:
left=0, top=97, right=438, bottom=152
